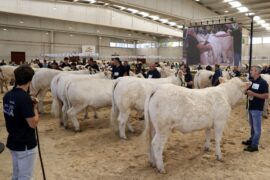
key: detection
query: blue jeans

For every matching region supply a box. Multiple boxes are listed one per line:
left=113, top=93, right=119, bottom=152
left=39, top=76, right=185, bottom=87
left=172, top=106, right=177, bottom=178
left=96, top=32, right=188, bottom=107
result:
left=10, top=147, right=37, bottom=180
left=248, top=110, right=263, bottom=147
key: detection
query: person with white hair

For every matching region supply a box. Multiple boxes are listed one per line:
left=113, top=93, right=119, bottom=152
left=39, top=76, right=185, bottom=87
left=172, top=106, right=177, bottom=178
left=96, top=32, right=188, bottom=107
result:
left=243, top=66, right=269, bottom=152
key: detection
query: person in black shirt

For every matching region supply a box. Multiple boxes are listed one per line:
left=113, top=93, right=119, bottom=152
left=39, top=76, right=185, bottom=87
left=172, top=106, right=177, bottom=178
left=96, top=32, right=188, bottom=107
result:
left=206, top=65, right=212, bottom=71
left=212, top=64, right=222, bottom=86
left=61, top=57, right=71, bottom=68
left=111, top=58, right=124, bottom=79
left=3, top=65, right=39, bottom=179
left=180, top=64, right=193, bottom=88
left=85, top=58, right=100, bottom=72
left=0, top=59, right=6, bottom=66
left=123, top=61, right=130, bottom=76
left=146, top=63, right=161, bottom=79
left=185, top=28, right=212, bottom=65
left=261, top=65, right=268, bottom=74
left=242, top=66, right=268, bottom=152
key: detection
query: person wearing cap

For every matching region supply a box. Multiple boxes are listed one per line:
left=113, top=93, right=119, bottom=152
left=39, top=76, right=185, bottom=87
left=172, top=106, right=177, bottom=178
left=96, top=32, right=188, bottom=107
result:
left=146, top=63, right=161, bottom=79
left=242, top=66, right=268, bottom=152
left=3, top=65, right=39, bottom=180
left=111, top=57, right=125, bottom=79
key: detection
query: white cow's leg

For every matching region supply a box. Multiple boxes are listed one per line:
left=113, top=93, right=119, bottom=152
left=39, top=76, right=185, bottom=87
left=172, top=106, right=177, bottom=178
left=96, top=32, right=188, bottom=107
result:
left=149, top=126, right=156, bottom=168
left=214, top=124, right=225, bottom=161
left=127, top=122, right=134, bottom=133
left=67, top=105, right=85, bottom=132
left=118, top=110, right=130, bottom=139
left=37, top=89, right=47, bottom=113
left=93, top=107, right=98, bottom=119
left=204, top=128, right=211, bottom=151
left=152, top=131, right=170, bottom=174
left=84, top=106, right=89, bottom=120
left=263, top=100, right=268, bottom=118
left=62, top=103, right=69, bottom=128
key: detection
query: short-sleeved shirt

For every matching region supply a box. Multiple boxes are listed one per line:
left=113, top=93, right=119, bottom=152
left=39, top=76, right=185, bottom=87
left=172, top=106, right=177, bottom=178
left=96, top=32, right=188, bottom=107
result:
left=3, top=88, right=36, bottom=151
left=186, top=35, right=200, bottom=65
left=112, top=65, right=125, bottom=79
left=248, top=76, right=269, bottom=111
left=147, top=69, right=161, bottom=79
left=212, top=69, right=222, bottom=86
left=185, top=73, right=193, bottom=89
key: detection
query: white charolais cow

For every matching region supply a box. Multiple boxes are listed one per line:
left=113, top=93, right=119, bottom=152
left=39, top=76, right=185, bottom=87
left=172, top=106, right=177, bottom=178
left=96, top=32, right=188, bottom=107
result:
left=111, top=71, right=186, bottom=139
left=260, top=74, right=270, bottom=118
left=51, top=72, right=111, bottom=126
left=0, top=65, right=17, bottom=93
left=194, top=69, right=231, bottom=89
left=143, top=77, right=249, bottom=173
left=64, top=78, right=115, bottom=131
left=31, top=68, right=90, bottom=113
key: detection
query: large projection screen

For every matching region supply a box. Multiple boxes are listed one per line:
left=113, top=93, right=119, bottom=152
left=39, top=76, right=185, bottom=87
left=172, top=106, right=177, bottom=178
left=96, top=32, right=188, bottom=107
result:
left=183, top=23, right=242, bottom=66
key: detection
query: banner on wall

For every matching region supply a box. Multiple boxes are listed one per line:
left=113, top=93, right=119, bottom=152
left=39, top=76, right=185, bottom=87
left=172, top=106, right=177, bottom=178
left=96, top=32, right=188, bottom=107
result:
left=183, top=23, right=242, bottom=66
left=82, top=45, right=96, bottom=53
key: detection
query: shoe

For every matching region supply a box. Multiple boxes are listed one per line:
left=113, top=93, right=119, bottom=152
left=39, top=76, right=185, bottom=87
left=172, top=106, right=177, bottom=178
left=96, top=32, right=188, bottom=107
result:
left=0, top=142, right=5, bottom=153
left=244, top=146, right=258, bottom=152
left=242, top=140, right=252, bottom=146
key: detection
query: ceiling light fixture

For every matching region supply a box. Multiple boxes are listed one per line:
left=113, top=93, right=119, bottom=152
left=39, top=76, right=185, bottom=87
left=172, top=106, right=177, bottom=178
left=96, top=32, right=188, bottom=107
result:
left=149, top=15, right=159, bottom=20
left=168, top=22, right=176, bottom=26
left=228, top=1, right=242, bottom=8
left=113, top=5, right=126, bottom=10
left=254, top=16, right=261, bottom=21
left=237, top=6, right=249, bottom=13
left=159, top=19, right=168, bottom=23
left=126, top=8, right=139, bottom=14
left=138, top=12, right=149, bottom=17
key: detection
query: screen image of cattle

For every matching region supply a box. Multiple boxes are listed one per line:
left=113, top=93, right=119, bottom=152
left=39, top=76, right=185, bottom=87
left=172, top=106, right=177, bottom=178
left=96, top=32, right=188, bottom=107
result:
left=183, top=23, right=242, bottom=66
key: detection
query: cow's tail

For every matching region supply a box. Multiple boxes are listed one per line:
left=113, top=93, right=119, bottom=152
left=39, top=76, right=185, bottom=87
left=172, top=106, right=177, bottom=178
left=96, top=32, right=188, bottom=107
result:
left=50, top=76, right=61, bottom=118
left=194, top=70, right=200, bottom=89
left=110, top=79, right=120, bottom=131
left=51, top=98, right=61, bottom=118
left=141, top=87, right=156, bottom=153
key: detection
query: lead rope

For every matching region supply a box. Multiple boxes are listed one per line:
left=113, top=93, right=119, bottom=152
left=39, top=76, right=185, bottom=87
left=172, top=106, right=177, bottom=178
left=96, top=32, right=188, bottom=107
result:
left=33, top=91, right=46, bottom=180
left=36, top=127, right=46, bottom=180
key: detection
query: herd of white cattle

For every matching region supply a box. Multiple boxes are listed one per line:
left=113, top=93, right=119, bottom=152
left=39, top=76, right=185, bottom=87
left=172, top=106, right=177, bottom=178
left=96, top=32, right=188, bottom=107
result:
left=1, top=64, right=270, bottom=173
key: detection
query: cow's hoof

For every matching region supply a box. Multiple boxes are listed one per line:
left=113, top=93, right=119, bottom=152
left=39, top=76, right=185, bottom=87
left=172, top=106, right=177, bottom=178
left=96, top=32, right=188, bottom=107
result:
left=157, top=168, right=167, bottom=174
left=216, top=155, right=223, bottom=162
left=204, top=147, right=210, bottom=152
left=94, top=115, right=98, bottom=119
left=120, top=136, right=128, bottom=140
left=59, top=122, right=64, bottom=127
left=74, top=129, right=82, bottom=133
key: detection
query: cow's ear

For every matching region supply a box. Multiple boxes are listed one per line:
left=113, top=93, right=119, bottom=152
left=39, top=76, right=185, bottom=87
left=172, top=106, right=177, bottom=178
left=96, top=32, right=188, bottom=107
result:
left=219, top=77, right=226, bottom=84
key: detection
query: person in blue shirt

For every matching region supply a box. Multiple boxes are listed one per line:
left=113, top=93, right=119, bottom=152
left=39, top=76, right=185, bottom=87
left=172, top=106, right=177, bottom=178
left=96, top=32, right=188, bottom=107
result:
left=242, top=66, right=269, bottom=152
left=146, top=63, right=161, bottom=79
left=3, top=65, right=39, bottom=180
left=212, top=64, right=222, bottom=86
